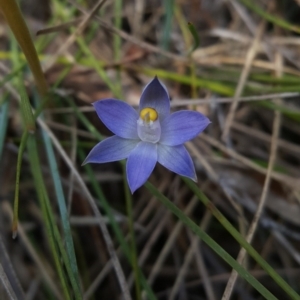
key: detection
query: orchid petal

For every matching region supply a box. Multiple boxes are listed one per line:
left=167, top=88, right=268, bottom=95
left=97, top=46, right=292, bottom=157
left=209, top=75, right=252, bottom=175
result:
left=160, top=111, right=210, bottom=146
left=139, top=77, right=170, bottom=120
left=126, top=142, right=157, bottom=193
left=83, top=136, right=139, bottom=164
left=157, top=144, right=196, bottom=180
left=93, top=99, right=139, bottom=139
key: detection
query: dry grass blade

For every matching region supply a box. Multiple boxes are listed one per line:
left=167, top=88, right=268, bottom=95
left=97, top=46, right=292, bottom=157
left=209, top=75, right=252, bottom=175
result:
left=67, top=0, right=186, bottom=62
left=168, top=211, right=216, bottom=300
left=0, top=234, right=24, bottom=300
left=228, top=0, right=257, bottom=33
left=44, top=0, right=108, bottom=71
left=222, top=21, right=265, bottom=140
left=193, top=55, right=300, bottom=76
left=231, top=121, right=300, bottom=156
left=221, top=52, right=283, bottom=300
left=0, top=263, right=18, bottom=300
left=0, top=74, right=130, bottom=298
left=146, top=197, right=198, bottom=287
left=36, top=18, right=83, bottom=36
left=186, top=141, right=244, bottom=216
left=44, top=92, right=299, bottom=113
left=2, top=202, right=63, bottom=300
left=272, top=231, right=300, bottom=265
left=200, top=134, right=299, bottom=189
left=171, top=92, right=300, bottom=106
left=36, top=120, right=132, bottom=300
left=127, top=181, right=172, bottom=289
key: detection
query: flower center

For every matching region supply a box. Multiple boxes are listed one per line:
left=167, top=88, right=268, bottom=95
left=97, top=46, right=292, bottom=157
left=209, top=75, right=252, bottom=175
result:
left=137, top=107, right=161, bottom=143
left=140, top=107, right=158, bottom=122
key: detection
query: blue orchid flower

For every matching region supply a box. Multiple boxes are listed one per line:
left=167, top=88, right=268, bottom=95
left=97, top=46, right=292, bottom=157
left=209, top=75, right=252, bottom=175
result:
left=83, top=77, right=210, bottom=193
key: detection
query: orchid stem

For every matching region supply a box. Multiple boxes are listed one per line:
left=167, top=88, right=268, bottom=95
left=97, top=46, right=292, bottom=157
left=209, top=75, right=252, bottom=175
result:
left=123, top=166, right=141, bottom=300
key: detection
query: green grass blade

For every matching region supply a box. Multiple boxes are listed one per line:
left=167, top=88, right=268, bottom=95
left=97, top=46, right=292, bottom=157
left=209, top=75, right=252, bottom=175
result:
left=161, top=0, right=175, bottom=50
left=183, top=178, right=300, bottom=300
left=0, top=0, right=48, bottom=96
left=258, top=101, right=300, bottom=122
left=40, top=176, right=82, bottom=300
left=0, top=65, right=25, bottom=89
left=40, top=109, right=81, bottom=294
left=19, top=91, right=35, bottom=133
left=145, top=181, right=277, bottom=300
left=138, top=67, right=235, bottom=96
left=187, top=22, right=200, bottom=55
left=250, top=73, right=300, bottom=85
left=16, top=74, right=70, bottom=298
left=12, top=50, right=36, bottom=234
left=27, top=134, right=71, bottom=300
left=238, top=0, right=300, bottom=34
left=75, top=31, right=121, bottom=98
left=0, top=95, right=9, bottom=159
left=12, top=130, right=28, bottom=238
left=65, top=97, right=102, bottom=139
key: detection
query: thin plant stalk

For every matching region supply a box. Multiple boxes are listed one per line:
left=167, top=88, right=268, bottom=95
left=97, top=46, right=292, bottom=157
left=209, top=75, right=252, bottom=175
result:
left=124, top=166, right=142, bottom=300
